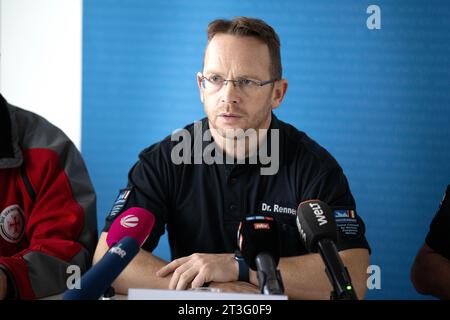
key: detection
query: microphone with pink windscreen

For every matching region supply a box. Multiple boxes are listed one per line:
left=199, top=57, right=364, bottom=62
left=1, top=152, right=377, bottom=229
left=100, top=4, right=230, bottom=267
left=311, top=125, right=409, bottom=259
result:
left=63, top=207, right=155, bottom=300
left=106, top=206, right=155, bottom=247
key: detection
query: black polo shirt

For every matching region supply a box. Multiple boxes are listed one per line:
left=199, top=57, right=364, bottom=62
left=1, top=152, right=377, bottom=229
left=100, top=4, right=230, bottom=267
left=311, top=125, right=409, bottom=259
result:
left=425, top=185, right=450, bottom=260
left=103, top=115, right=370, bottom=260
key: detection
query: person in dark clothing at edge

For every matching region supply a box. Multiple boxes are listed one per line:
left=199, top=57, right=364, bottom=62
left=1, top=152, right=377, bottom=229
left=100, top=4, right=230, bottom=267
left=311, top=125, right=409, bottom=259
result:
left=411, top=185, right=450, bottom=299
left=94, top=17, right=370, bottom=299
left=0, top=94, right=97, bottom=299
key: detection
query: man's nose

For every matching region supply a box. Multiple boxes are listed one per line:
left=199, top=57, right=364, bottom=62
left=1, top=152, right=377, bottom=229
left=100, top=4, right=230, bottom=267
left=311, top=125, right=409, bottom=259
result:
left=221, top=81, right=240, bottom=104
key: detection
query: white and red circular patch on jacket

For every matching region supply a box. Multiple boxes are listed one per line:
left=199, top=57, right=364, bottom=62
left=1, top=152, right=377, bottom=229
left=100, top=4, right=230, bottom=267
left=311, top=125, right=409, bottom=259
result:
left=0, top=204, right=25, bottom=243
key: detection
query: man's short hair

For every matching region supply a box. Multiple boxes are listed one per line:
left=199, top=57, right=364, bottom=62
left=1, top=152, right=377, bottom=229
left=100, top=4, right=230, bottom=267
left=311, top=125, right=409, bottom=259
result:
left=205, top=16, right=282, bottom=80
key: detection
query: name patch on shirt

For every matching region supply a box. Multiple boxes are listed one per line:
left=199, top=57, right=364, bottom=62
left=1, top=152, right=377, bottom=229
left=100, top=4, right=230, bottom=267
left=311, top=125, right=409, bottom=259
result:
left=260, top=201, right=297, bottom=217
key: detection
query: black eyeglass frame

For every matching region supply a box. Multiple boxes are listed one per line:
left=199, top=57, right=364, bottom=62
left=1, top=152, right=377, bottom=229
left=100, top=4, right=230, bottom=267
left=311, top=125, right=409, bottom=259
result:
left=201, top=74, right=278, bottom=89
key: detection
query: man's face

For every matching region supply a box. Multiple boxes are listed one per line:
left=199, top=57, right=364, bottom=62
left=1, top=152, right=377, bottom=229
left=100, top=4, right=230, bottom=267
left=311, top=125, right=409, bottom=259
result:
left=197, top=34, right=284, bottom=138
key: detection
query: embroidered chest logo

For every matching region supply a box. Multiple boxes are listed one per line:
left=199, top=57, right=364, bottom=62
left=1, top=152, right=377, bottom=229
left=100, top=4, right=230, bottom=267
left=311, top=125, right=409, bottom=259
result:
left=0, top=204, right=26, bottom=243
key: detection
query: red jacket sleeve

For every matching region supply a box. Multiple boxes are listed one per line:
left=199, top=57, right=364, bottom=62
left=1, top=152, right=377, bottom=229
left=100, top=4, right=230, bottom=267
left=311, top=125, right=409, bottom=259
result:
left=0, top=148, right=96, bottom=299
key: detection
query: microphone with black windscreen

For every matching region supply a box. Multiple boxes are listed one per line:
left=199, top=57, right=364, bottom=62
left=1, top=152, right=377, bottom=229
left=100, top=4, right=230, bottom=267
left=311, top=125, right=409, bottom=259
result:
left=63, top=207, right=155, bottom=300
left=238, top=216, right=285, bottom=295
left=296, top=200, right=358, bottom=300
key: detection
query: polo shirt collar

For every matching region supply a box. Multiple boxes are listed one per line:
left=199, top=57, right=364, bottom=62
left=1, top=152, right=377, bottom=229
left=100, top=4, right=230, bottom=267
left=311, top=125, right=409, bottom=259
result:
left=199, top=113, right=284, bottom=173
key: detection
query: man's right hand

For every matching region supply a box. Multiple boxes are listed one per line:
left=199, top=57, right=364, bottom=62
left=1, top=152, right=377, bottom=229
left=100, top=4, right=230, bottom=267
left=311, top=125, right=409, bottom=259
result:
left=0, top=268, right=8, bottom=300
left=208, top=281, right=260, bottom=294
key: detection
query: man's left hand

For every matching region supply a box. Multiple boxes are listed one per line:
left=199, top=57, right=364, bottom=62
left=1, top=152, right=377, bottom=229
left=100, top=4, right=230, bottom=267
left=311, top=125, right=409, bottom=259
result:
left=156, top=253, right=238, bottom=290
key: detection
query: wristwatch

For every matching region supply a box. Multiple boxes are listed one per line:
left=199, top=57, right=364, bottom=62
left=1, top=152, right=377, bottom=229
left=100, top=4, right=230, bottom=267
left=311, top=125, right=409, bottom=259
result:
left=234, top=250, right=249, bottom=282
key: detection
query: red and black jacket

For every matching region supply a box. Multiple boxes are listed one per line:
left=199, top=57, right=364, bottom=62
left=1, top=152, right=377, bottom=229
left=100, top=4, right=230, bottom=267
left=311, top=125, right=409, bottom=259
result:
left=0, top=94, right=97, bottom=299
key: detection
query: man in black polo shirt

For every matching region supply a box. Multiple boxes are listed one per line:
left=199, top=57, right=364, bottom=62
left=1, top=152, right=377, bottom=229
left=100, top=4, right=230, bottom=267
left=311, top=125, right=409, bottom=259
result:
left=94, top=17, right=370, bottom=299
left=411, top=185, right=450, bottom=299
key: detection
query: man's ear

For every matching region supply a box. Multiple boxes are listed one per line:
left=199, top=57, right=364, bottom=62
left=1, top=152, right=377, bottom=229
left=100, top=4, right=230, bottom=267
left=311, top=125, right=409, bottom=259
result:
left=271, top=79, right=288, bottom=110
left=197, top=72, right=205, bottom=103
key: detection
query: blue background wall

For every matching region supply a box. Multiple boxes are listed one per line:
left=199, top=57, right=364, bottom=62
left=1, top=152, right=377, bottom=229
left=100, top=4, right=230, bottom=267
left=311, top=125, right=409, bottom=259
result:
left=82, top=0, right=450, bottom=299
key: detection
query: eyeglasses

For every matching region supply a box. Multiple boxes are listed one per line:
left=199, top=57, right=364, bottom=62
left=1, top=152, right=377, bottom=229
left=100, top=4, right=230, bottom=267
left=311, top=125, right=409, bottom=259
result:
left=200, top=74, right=278, bottom=95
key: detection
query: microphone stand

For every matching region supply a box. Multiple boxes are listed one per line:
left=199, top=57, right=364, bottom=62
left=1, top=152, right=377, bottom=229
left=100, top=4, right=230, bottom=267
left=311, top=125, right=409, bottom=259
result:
left=255, top=252, right=285, bottom=295
left=317, top=239, right=358, bottom=300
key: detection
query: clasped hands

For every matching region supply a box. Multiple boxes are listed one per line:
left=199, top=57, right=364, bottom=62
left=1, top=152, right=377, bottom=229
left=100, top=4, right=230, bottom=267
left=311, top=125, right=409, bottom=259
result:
left=156, top=253, right=258, bottom=293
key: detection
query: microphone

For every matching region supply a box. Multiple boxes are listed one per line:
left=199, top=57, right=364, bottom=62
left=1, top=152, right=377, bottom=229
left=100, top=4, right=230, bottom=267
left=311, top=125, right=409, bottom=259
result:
left=106, top=207, right=155, bottom=247
left=238, top=216, right=285, bottom=295
left=296, top=200, right=358, bottom=300
left=63, top=207, right=155, bottom=300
